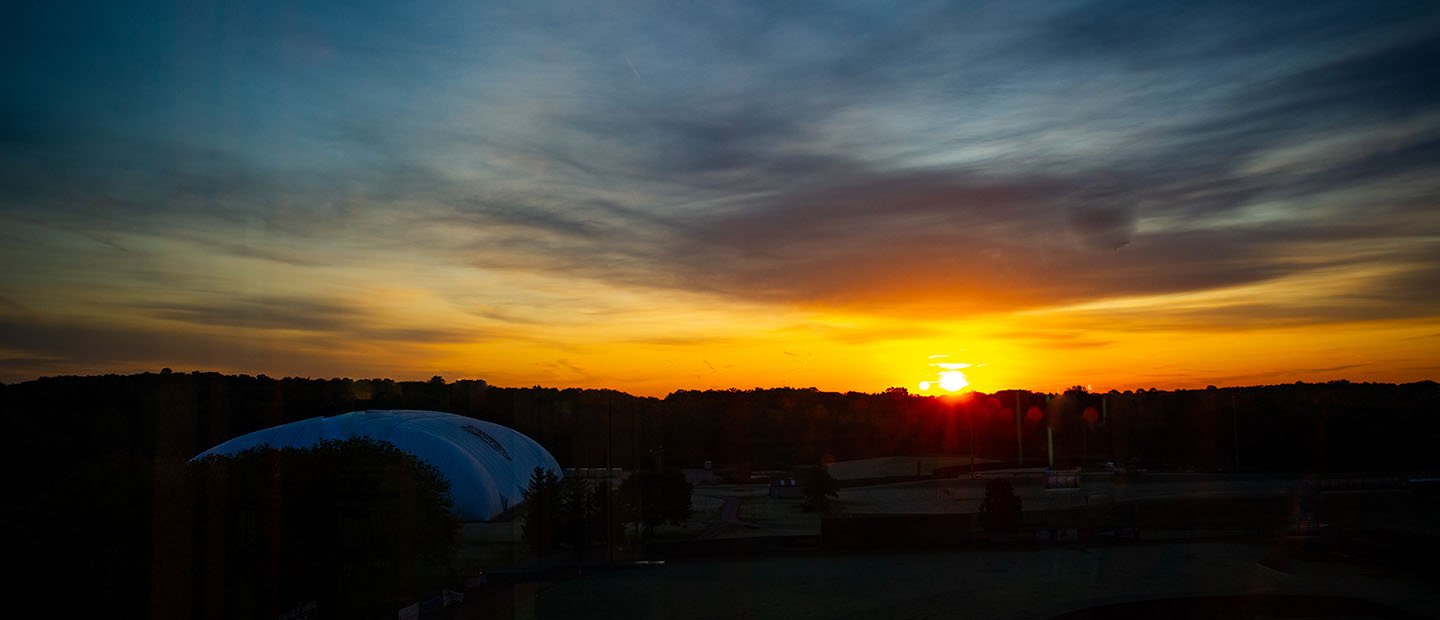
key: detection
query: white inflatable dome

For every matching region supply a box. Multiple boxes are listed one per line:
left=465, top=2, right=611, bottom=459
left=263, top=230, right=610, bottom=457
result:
left=194, top=410, right=561, bottom=521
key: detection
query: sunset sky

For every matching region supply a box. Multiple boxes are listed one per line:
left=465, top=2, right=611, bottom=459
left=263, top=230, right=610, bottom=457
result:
left=3, top=1, right=1439, bottom=395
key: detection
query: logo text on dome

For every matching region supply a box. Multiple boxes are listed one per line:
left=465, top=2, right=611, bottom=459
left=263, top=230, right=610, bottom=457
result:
left=463, top=425, right=512, bottom=461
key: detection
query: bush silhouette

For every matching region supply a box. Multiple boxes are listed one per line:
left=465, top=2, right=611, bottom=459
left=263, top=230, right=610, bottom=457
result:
left=800, top=466, right=841, bottom=514
left=979, top=478, right=1023, bottom=532
left=619, top=468, right=693, bottom=539
left=184, top=438, right=458, bottom=617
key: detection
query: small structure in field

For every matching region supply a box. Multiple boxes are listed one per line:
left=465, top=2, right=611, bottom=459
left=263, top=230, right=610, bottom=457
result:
left=769, top=477, right=804, bottom=498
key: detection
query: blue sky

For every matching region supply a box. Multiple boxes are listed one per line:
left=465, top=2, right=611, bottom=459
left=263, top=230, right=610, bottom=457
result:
left=3, top=1, right=1439, bottom=392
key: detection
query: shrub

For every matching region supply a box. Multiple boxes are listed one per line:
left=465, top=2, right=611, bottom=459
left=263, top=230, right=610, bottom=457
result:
left=979, top=478, right=1023, bottom=532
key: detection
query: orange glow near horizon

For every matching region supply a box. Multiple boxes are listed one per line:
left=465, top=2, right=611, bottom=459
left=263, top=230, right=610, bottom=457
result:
left=3, top=244, right=1438, bottom=397
left=3, top=3, right=1439, bottom=403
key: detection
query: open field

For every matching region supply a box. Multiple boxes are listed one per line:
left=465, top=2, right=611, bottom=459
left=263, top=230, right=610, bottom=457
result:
left=826, top=456, right=1004, bottom=480
left=672, top=473, right=1315, bottom=540
left=530, top=542, right=1440, bottom=620
left=456, top=470, right=1440, bottom=578
left=839, top=472, right=1304, bottom=515
left=465, top=470, right=1440, bottom=618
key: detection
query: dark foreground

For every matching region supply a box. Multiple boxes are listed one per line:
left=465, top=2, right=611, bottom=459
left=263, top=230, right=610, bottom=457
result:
left=515, top=542, right=1437, bottom=620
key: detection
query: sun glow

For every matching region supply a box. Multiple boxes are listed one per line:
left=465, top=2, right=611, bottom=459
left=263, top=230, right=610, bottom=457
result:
left=938, top=370, right=969, bottom=392
left=919, top=355, right=975, bottom=393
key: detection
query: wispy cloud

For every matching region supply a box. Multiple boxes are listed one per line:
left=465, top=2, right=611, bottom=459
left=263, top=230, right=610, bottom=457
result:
left=3, top=1, right=1439, bottom=390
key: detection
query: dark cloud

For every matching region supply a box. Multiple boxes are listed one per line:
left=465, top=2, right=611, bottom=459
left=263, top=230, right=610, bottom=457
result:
left=132, top=295, right=478, bottom=344
left=1064, top=177, right=1140, bottom=250
left=1132, top=30, right=1440, bottom=190
left=547, top=7, right=1440, bottom=324
left=138, top=297, right=364, bottom=333
left=1346, top=247, right=1440, bottom=307
left=1265, top=30, right=1440, bottom=119
left=555, top=157, right=1437, bottom=324
left=0, top=316, right=333, bottom=376
left=1036, top=2, right=1431, bottom=67
left=629, top=174, right=1259, bottom=309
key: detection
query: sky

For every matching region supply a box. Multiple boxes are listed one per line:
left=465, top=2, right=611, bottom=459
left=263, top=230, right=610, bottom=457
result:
left=3, top=1, right=1439, bottom=396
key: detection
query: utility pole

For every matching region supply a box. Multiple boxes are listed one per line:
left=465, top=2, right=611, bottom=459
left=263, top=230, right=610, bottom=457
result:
left=1046, top=394, right=1055, bottom=469
left=1015, top=392, right=1024, bottom=467
left=632, top=406, right=640, bottom=546
left=1105, top=395, right=1115, bottom=464
left=1231, top=393, right=1241, bottom=473
left=969, top=409, right=977, bottom=479
left=605, top=395, right=613, bottom=561
left=1047, top=425, right=1055, bottom=469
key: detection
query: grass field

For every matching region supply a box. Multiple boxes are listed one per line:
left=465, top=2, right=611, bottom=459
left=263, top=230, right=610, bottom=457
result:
left=457, top=469, right=1440, bottom=582
left=826, top=456, right=1004, bottom=480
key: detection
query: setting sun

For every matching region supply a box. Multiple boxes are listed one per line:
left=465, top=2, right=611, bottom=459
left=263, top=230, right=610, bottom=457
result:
left=938, top=370, right=969, bottom=392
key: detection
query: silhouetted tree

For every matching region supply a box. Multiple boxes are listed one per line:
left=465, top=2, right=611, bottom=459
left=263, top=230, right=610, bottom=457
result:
left=619, top=468, right=693, bottom=538
left=9, top=371, right=1440, bottom=619
left=521, top=467, right=562, bottom=552
left=979, top=478, right=1023, bottom=532
left=185, top=438, right=458, bottom=618
left=800, top=465, right=841, bottom=513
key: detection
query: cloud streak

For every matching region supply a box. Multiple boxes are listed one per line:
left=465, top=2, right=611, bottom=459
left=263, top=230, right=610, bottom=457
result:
left=3, top=1, right=1440, bottom=389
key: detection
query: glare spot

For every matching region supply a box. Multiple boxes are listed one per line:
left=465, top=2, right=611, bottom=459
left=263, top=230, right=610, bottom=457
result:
left=939, top=371, right=969, bottom=392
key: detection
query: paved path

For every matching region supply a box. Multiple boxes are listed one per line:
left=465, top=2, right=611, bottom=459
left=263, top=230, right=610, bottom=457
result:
left=720, top=496, right=743, bottom=525
left=696, top=496, right=750, bottom=539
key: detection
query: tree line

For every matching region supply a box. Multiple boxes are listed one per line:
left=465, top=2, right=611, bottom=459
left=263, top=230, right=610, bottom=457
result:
left=2, top=372, right=1438, bottom=617
left=7, top=372, right=1434, bottom=472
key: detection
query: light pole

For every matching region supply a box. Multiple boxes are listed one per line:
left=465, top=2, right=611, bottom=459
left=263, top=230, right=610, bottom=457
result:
left=968, top=401, right=977, bottom=479
left=1231, top=393, right=1241, bottom=473
left=605, top=395, right=613, bottom=561
left=1046, top=394, right=1055, bottom=470
left=1015, top=392, right=1024, bottom=468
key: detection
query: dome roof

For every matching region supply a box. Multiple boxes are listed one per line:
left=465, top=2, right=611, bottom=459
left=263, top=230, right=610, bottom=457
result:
left=194, top=410, right=561, bottom=521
